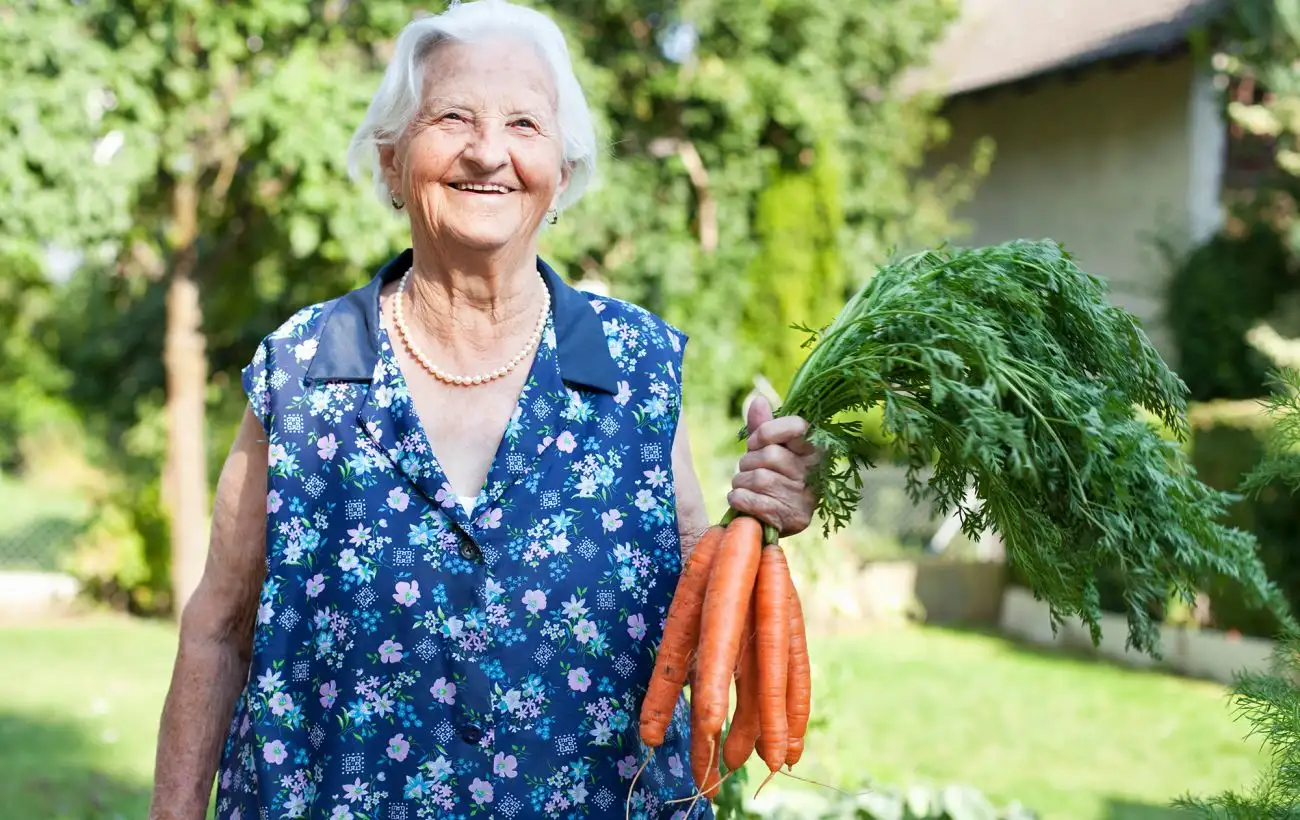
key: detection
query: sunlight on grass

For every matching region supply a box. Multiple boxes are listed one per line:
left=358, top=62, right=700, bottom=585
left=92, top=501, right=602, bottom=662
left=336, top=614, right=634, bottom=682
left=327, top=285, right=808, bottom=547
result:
left=0, top=613, right=177, bottom=819
left=762, top=626, right=1267, bottom=819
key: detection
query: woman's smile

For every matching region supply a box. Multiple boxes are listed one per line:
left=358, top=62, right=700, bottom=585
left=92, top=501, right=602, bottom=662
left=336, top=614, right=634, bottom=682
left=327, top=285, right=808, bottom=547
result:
left=447, top=181, right=516, bottom=194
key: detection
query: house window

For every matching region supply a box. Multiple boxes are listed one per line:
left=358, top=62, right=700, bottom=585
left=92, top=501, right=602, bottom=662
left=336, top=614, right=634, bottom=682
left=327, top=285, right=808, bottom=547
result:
left=1221, top=72, right=1281, bottom=195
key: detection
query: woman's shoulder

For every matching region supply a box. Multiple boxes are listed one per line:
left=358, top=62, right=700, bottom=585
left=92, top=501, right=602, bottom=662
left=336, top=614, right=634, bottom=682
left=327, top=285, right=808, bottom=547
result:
left=578, top=290, right=688, bottom=357
left=240, top=295, right=350, bottom=425
left=245, top=296, right=345, bottom=373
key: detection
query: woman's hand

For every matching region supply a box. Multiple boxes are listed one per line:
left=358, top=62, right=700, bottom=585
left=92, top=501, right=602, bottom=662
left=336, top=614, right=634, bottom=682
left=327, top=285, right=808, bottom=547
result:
left=727, top=394, right=820, bottom=537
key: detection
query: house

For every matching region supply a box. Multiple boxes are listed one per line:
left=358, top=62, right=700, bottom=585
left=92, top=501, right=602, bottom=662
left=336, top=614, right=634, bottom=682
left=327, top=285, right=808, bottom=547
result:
left=909, top=0, right=1230, bottom=362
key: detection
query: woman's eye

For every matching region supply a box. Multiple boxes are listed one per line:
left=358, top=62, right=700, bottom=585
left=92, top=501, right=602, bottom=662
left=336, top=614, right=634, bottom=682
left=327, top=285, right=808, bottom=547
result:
left=513, top=118, right=538, bottom=130
left=441, top=112, right=465, bottom=122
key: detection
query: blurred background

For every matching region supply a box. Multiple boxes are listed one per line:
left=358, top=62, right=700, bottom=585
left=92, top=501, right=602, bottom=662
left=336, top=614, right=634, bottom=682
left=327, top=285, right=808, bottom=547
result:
left=4, top=0, right=1300, bottom=817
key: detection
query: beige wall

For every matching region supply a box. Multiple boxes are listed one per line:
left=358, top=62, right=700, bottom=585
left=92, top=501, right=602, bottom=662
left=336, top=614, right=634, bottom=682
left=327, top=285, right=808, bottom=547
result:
left=929, top=54, right=1223, bottom=362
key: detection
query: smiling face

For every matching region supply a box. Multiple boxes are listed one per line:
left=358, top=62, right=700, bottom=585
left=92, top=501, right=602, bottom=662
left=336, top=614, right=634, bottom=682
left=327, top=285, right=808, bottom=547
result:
left=381, top=38, right=569, bottom=255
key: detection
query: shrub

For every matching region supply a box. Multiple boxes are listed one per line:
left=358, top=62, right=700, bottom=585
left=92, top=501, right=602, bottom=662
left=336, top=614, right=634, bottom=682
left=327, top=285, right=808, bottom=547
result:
left=715, top=775, right=1036, bottom=820
left=1165, top=225, right=1294, bottom=402
left=1184, top=400, right=1300, bottom=638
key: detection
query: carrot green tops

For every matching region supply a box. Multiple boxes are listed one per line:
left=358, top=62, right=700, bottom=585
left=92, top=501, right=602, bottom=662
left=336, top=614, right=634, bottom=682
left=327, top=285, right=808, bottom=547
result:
left=218, top=249, right=707, bottom=820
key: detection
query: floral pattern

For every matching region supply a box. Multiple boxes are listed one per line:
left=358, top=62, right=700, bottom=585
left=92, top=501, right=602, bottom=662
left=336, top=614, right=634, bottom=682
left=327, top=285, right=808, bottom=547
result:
left=216, top=255, right=706, bottom=820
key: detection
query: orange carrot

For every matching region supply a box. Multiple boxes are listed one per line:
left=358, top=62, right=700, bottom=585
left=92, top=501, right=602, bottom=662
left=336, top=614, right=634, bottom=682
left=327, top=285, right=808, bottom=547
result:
left=692, top=515, right=763, bottom=744
left=784, top=576, right=811, bottom=767
left=722, top=600, right=761, bottom=772
left=787, top=736, right=805, bottom=766
left=691, top=723, right=714, bottom=792
left=691, top=722, right=722, bottom=795
left=639, top=525, right=725, bottom=747
left=700, top=745, right=723, bottom=800
left=755, top=543, right=791, bottom=772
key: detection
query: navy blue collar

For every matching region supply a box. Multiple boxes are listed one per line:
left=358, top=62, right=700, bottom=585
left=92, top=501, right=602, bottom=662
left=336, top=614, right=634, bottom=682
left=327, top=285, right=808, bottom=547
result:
left=304, top=248, right=620, bottom=394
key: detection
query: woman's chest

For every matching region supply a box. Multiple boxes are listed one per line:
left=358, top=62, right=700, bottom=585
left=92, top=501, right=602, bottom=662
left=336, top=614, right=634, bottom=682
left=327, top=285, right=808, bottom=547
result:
left=402, top=366, right=531, bottom=501
left=268, top=380, right=684, bottom=605
left=262, top=443, right=683, bottom=684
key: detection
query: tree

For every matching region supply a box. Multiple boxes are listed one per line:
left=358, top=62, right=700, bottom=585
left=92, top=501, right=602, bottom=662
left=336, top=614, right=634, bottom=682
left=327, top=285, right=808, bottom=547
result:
left=1171, top=6, right=1300, bottom=814
left=537, top=0, right=987, bottom=494
left=3, top=0, right=410, bottom=613
left=3, top=0, right=982, bottom=609
left=741, top=143, right=847, bottom=396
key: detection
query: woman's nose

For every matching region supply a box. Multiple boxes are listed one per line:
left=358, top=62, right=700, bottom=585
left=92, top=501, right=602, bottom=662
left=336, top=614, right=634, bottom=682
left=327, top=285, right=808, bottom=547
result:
left=461, top=120, right=509, bottom=170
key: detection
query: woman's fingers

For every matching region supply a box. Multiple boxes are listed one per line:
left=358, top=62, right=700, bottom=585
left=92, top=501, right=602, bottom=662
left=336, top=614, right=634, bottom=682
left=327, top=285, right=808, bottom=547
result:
left=747, top=416, right=814, bottom=454
left=737, top=444, right=808, bottom=483
left=727, top=470, right=815, bottom=536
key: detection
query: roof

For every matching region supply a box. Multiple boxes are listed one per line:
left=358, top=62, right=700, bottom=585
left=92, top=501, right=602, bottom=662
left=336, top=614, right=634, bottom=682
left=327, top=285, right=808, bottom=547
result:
left=901, top=0, right=1226, bottom=98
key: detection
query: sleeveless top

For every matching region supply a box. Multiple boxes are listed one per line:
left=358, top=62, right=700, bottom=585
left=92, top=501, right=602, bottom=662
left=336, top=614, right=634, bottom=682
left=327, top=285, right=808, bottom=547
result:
left=215, top=249, right=710, bottom=820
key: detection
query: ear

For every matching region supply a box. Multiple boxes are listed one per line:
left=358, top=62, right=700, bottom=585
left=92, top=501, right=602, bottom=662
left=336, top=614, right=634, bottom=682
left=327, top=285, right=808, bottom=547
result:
left=379, top=142, right=404, bottom=198
left=556, top=160, right=572, bottom=196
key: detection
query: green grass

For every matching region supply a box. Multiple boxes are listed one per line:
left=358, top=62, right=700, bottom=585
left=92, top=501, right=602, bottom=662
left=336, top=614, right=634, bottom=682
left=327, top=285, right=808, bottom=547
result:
left=757, top=627, right=1268, bottom=819
left=0, top=617, right=1270, bottom=819
left=0, top=614, right=177, bottom=819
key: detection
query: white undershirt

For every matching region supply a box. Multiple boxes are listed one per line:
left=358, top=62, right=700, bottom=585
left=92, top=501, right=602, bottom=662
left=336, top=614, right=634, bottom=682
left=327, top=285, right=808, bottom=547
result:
left=458, top=495, right=476, bottom=515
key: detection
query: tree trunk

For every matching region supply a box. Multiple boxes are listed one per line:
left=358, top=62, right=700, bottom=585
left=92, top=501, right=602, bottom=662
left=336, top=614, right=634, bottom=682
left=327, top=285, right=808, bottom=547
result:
left=163, top=177, right=208, bottom=617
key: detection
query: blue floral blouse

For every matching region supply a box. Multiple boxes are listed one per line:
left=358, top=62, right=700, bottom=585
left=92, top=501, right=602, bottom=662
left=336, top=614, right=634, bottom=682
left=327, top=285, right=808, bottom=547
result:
left=214, top=250, right=709, bottom=820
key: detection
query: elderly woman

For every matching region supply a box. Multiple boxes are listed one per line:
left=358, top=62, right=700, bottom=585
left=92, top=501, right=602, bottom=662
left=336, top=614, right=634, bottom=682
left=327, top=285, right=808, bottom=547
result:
left=148, top=2, right=818, bottom=818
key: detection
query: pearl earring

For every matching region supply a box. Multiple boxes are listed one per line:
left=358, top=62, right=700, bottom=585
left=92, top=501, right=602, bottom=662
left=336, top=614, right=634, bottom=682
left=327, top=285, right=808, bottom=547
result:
left=390, top=191, right=405, bottom=210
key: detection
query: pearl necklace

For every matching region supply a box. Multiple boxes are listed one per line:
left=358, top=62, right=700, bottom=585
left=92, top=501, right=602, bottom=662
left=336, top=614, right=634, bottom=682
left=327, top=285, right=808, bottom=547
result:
left=391, top=266, right=550, bottom=387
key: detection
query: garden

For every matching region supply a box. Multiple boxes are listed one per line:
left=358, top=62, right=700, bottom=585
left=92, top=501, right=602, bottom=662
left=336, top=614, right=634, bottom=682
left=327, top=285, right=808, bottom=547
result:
left=10, top=1, right=1300, bottom=819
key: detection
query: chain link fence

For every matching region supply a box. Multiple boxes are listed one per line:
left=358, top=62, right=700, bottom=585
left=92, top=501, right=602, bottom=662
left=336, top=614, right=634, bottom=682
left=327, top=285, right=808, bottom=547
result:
left=0, top=479, right=89, bottom=573
left=0, top=517, right=86, bottom=573
left=842, top=464, right=1003, bottom=561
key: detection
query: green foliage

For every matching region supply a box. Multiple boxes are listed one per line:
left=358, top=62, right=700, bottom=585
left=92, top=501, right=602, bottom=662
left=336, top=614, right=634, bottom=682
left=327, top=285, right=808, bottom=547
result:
left=1175, top=630, right=1300, bottom=818
left=538, top=0, right=982, bottom=414
left=1180, top=363, right=1300, bottom=817
left=2, top=0, right=417, bottom=607
left=715, top=772, right=1036, bottom=820
left=0, top=0, right=156, bottom=254
left=1243, top=367, right=1300, bottom=495
left=2, top=0, right=980, bottom=600
left=0, top=252, right=77, bottom=469
left=743, top=143, right=849, bottom=395
left=1165, top=226, right=1295, bottom=401
left=1186, top=399, right=1300, bottom=638
left=776, top=238, right=1290, bottom=656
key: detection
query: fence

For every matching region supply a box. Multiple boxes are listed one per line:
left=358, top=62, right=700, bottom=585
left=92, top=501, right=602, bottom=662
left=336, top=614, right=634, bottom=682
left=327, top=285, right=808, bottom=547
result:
left=0, top=517, right=86, bottom=573
left=0, top=476, right=90, bottom=574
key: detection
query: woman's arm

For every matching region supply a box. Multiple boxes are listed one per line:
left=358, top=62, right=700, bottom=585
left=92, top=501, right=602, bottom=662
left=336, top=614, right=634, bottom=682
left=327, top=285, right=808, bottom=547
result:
left=672, top=416, right=712, bottom=561
left=149, top=408, right=269, bottom=820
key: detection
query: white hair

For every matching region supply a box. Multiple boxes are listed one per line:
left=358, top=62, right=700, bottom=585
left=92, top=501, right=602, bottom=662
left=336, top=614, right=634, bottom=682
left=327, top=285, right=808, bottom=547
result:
left=346, top=0, right=598, bottom=213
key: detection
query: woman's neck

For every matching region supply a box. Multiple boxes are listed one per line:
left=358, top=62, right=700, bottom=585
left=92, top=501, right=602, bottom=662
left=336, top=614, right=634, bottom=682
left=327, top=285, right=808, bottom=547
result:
left=398, top=243, right=547, bottom=354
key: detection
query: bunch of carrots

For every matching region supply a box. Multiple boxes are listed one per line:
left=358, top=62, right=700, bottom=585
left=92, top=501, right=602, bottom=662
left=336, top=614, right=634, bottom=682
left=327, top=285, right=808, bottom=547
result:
left=631, top=238, right=1297, bottom=810
left=637, top=508, right=811, bottom=801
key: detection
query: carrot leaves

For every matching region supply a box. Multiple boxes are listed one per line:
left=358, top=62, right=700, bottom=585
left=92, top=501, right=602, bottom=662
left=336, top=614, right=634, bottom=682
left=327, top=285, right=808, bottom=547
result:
left=776, top=239, right=1291, bottom=657
left=1175, top=369, right=1300, bottom=817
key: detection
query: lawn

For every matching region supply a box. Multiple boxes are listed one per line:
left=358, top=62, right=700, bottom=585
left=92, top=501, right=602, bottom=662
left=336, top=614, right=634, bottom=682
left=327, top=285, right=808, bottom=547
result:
left=763, top=627, right=1266, bottom=819
left=0, top=615, right=1267, bottom=819
left=0, top=614, right=178, bottom=819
